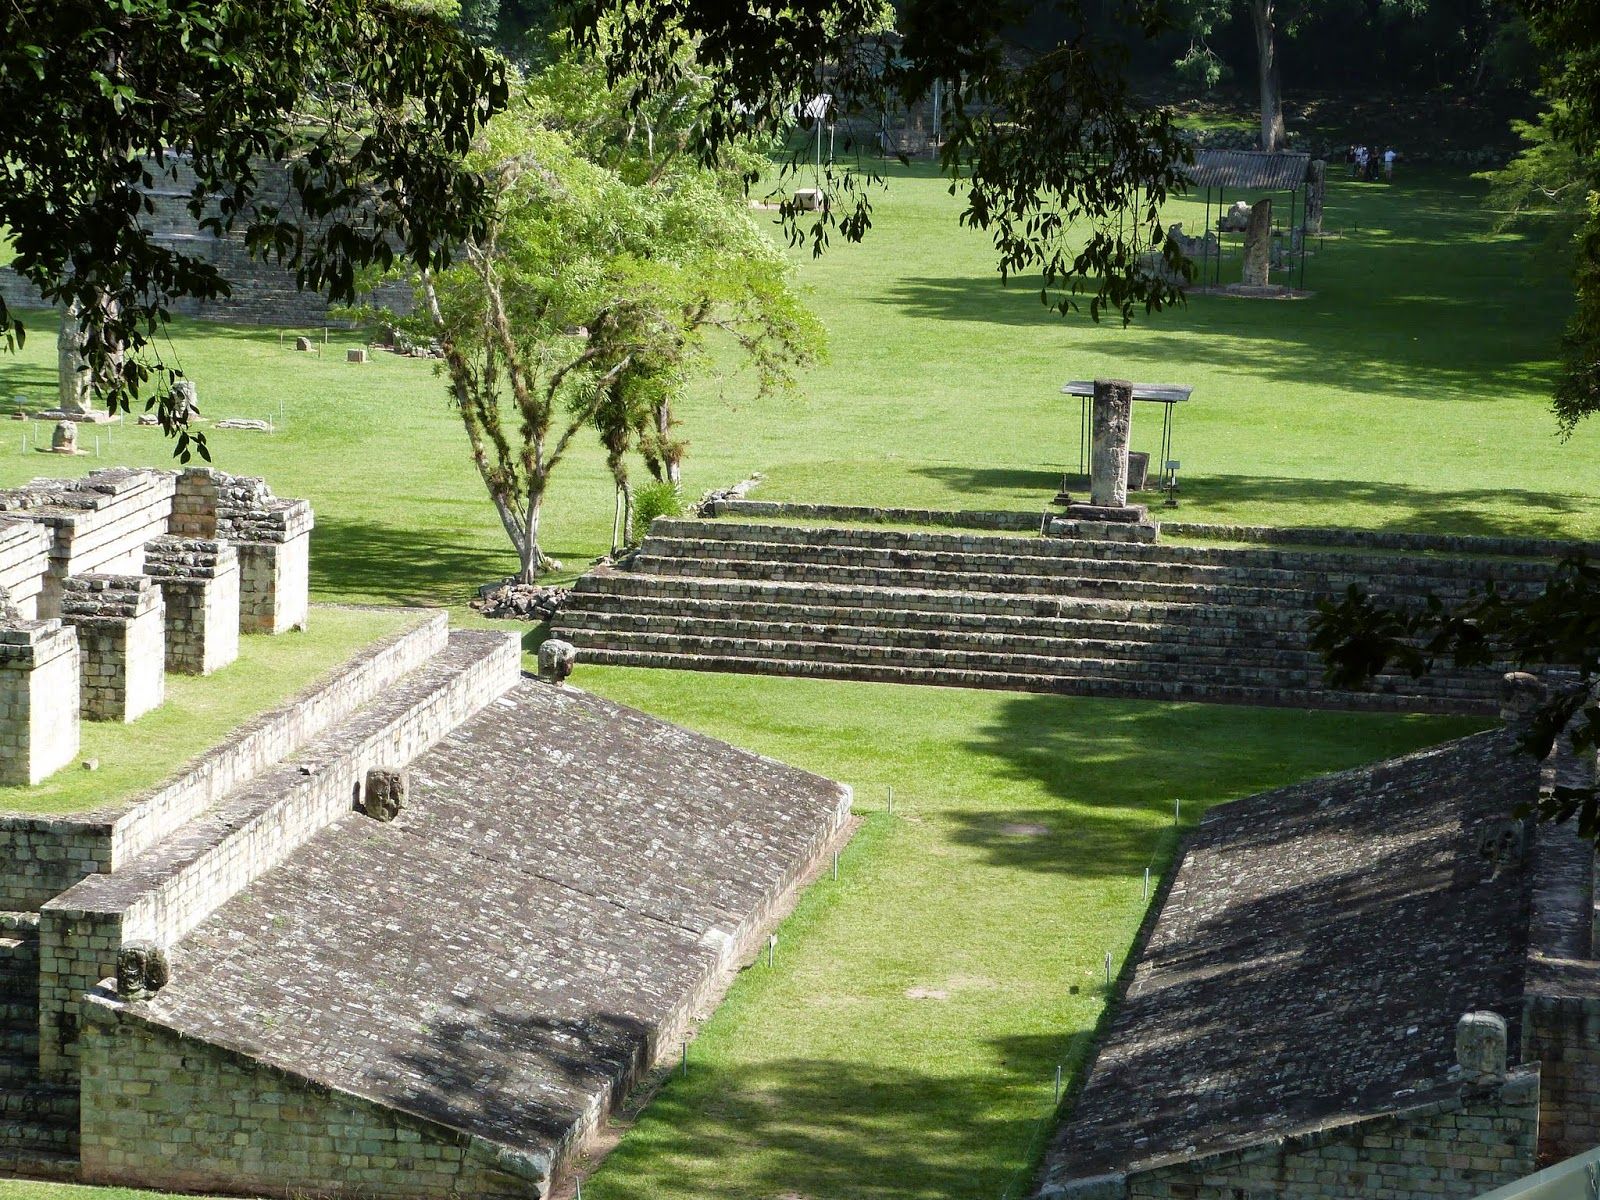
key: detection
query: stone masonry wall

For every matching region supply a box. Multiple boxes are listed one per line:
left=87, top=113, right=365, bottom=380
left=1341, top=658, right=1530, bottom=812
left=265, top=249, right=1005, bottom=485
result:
left=1117, top=1072, right=1539, bottom=1200
left=0, top=612, right=444, bottom=916
left=37, top=631, right=520, bottom=1082
left=143, top=538, right=239, bottom=675
left=79, top=1000, right=537, bottom=1200
left=0, top=622, right=80, bottom=786
left=237, top=535, right=310, bottom=634
left=61, top=576, right=166, bottom=723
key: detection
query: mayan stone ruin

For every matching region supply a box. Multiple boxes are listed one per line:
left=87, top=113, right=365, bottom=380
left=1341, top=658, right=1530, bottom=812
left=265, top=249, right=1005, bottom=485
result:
left=0, top=465, right=855, bottom=1198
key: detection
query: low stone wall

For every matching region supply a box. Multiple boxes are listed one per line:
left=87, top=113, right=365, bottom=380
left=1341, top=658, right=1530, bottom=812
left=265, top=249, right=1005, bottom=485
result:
left=1108, top=1072, right=1539, bottom=1200
left=37, top=630, right=521, bottom=1081
left=0, top=521, right=51, bottom=618
left=79, top=999, right=538, bottom=1200
left=0, top=610, right=446, bottom=912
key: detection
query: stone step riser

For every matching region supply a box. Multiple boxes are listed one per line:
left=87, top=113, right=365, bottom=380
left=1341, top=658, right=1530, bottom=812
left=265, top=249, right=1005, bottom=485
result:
left=570, top=630, right=1500, bottom=699
left=570, top=648, right=1495, bottom=715
left=572, top=574, right=1319, bottom=629
left=0, top=1121, right=77, bottom=1152
left=625, top=555, right=1517, bottom=610
left=640, top=537, right=1527, bottom=601
left=654, top=520, right=1553, bottom=582
left=555, top=610, right=1467, bottom=675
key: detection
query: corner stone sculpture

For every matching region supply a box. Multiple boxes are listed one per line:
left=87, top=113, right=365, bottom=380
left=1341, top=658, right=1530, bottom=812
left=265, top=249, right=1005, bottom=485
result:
left=538, top=638, right=577, bottom=684
left=1456, top=1011, right=1508, bottom=1082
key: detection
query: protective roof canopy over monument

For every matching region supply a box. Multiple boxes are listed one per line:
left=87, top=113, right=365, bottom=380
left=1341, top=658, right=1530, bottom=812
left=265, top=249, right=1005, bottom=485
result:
left=1184, top=148, right=1313, bottom=194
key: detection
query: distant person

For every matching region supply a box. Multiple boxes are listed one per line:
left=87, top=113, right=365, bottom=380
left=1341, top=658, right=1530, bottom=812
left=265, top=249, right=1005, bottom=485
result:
left=1383, top=147, right=1396, bottom=180
left=1354, top=145, right=1368, bottom=179
left=1346, top=144, right=1357, bottom=177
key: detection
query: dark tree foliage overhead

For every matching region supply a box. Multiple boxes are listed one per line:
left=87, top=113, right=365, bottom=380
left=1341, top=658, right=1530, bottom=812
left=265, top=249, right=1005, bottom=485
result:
left=0, top=0, right=508, bottom=455
left=566, top=0, right=1195, bottom=324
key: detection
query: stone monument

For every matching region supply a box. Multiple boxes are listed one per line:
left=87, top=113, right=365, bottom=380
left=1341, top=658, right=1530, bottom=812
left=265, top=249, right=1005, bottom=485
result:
left=1305, top=160, right=1326, bottom=237
left=57, top=306, right=93, bottom=417
left=1062, top=380, right=1151, bottom=531
left=1241, top=198, right=1272, bottom=287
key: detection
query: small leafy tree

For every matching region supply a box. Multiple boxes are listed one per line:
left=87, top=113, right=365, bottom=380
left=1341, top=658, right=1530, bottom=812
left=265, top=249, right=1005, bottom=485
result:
left=403, top=78, right=821, bottom=582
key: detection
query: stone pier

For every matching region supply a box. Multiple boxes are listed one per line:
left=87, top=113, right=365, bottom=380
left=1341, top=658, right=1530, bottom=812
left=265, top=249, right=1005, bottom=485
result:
left=61, top=575, right=166, bottom=723
left=172, top=469, right=313, bottom=633
left=143, top=537, right=240, bottom=675
left=0, top=619, right=81, bottom=784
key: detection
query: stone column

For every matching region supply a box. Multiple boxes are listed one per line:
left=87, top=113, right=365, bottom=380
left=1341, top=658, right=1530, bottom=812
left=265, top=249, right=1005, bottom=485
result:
left=60, top=574, right=166, bottom=723
left=1241, top=198, right=1273, bottom=287
left=142, top=537, right=240, bottom=675
left=0, top=619, right=81, bottom=785
left=1089, top=379, right=1134, bottom=509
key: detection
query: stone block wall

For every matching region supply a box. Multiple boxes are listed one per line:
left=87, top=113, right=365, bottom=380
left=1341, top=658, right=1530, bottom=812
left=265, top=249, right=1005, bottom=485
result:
left=79, top=1000, right=537, bottom=1200
left=237, top=536, right=310, bottom=634
left=0, top=621, right=80, bottom=785
left=142, top=537, right=239, bottom=675
left=105, top=611, right=447, bottom=865
left=1111, top=1072, right=1539, bottom=1200
left=1523, top=994, right=1600, bottom=1160
left=60, top=575, right=166, bottom=723
left=0, top=520, right=52, bottom=618
left=0, top=470, right=178, bottom=619
left=0, top=816, right=113, bottom=911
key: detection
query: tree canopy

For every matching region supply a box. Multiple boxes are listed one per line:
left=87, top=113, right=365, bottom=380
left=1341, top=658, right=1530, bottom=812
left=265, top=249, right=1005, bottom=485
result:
left=0, top=0, right=507, bottom=453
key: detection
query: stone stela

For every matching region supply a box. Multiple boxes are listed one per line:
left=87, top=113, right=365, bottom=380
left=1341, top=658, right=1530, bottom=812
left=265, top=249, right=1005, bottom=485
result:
left=1063, top=380, right=1156, bottom=534
left=0, top=467, right=313, bottom=785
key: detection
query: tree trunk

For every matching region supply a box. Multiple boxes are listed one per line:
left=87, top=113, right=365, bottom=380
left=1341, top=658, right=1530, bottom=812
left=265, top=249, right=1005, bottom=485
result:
left=1252, top=0, right=1285, bottom=152
left=518, top=480, right=547, bottom=583
left=656, top=399, right=682, bottom=487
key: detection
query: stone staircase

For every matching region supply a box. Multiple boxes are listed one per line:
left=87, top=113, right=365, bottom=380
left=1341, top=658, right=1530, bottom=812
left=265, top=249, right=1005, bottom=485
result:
left=0, top=917, right=75, bottom=1178
left=554, top=520, right=1553, bottom=713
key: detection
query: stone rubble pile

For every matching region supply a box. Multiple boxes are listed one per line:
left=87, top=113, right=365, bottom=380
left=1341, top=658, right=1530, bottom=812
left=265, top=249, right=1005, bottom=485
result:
left=471, top=581, right=568, bottom=622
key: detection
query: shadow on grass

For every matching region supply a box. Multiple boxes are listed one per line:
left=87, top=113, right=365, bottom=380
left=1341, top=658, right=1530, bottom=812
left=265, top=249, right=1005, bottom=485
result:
left=906, top=465, right=1589, bottom=537
left=309, top=513, right=589, bottom=609
left=586, top=1053, right=1065, bottom=1200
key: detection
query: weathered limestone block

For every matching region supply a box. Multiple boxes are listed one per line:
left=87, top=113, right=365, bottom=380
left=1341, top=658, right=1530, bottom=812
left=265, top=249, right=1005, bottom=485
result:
left=0, top=619, right=81, bottom=784
left=1457, top=1010, right=1508, bottom=1081
left=142, top=536, right=240, bottom=675
left=538, top=638, right=576, bottom=684
left=1089, top=379, right=1134, bottom=509
left=1241, top=198, right=1273, bottom=287
left=359, top=767, right=407, bottom=821
left=236, top=535, right=310, bottom=634
left=60, top=574, right=166, bottom=723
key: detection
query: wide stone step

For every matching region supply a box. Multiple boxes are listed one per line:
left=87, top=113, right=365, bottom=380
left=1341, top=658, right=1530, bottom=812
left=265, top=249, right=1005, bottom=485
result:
left=556, top=608, right=1339, bottom=670
left=568, top=572, right=1317, bottom=630
left=639, top=535, right=1520, bottom=603
left=0, top=1055, right=42, bottom=1087
left=568, top=629, right=1499, bottom=703
left=570, top=647, right=1491, bottom=715
left=653, top=520, right=1553, bottom=585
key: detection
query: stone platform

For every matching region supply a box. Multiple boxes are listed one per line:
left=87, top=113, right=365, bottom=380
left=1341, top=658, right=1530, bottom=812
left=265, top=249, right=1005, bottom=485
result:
left=77, top=676, right=851, bottom=1198
left=553, top=517, right=1552, bottom=714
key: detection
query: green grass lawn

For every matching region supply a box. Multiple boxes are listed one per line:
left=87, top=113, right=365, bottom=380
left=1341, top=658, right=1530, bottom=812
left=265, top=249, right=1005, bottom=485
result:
left=561, top=669, right=1480, bottom=1200
left=0, top=605, right=419, bottom=817
left=0, top=163, right=1587, bottom=616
